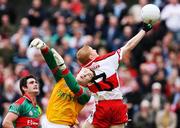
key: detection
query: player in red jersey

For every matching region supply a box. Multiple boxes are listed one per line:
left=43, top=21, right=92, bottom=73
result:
left=76, top=23, right=153, bottom=128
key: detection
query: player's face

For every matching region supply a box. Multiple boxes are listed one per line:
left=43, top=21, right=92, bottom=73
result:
left=76, top=68, right=94, bottom=86
left=26, top=78, right=40, bottom=95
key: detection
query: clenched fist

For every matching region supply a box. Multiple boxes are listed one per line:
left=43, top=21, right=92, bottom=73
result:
left=29, top=38, right=46, bottom=49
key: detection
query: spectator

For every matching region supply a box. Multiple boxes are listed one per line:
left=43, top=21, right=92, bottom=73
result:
left=0, top=38, right=14, bottom=65
left=51, top=24, right=71, bottom=47
left=144, top=82, right=166, bottom=112
left=161, top=0, right=180, bottom=42
left=113, top=0, right=127, bottom=21
left=39, top=19, right=52, bottom=43
left=125, top=82, right=142, bottom=119
left=55, top=0, right=72, bottom=24
left=85, top=0, right=98, bottom=27
left=0, top=0, right=16, bottom=24
left=137, top=72, right=153, bottom=95
left=86, top=14, right=105, bottom=35
left=46, top=0, right=59, bottom=25
left=97, top=0, right=112, bottom=18
left=70, top=0, right=83, bottom=16
left=2, top=78, right=19, bottom=103
left=128, top=0, right=149, bottom=24
left=0, top=14, right=15, bottom=37
left=133, top=100, right=154, bottom=128
left=27, top=0, right=46, bottom=26
left=156, top=101, right=177, bottom=128
left=103, top=15, right=121, bottom=51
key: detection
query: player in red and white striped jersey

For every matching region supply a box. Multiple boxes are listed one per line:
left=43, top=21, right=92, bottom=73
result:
left=76, top=23, right=153, bottom=128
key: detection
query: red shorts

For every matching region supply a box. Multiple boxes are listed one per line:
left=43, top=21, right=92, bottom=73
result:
left=90, top=100, right=128, bottom=128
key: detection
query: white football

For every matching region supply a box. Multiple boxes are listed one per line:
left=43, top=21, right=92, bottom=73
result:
left=141, top=4, right=160, bottom=24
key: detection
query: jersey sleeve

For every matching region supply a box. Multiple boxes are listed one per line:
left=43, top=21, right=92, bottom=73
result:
left=114, top=48, right=123, bottom=69
left=77, top=87, right=91, bottom=105
left=107, top=49, right=122, bottom=70
left=117, top=48, right=123, bottom=61
left=62, top=69, right=91, bottom=105
left=41, top=47, right=62, bottom=82
left=8, top=103, right=22, bottom=115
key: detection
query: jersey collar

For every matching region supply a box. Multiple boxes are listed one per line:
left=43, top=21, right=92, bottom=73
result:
left=23, top=94, right=37, bottom=106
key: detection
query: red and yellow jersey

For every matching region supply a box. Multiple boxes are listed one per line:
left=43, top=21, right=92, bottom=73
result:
left=46, top=78, right=84, bottom=125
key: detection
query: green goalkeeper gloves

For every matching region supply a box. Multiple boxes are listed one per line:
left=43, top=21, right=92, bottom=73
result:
left=142, top=23, right=152, bottom=32
left=51, top=48, right=66, bottom=70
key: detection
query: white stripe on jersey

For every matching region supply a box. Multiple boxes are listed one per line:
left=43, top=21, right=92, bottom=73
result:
left=94, top=86, right=123, bottom=101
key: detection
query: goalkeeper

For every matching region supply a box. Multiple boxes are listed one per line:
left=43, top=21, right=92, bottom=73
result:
left=30, top=38, right=94, bottom=128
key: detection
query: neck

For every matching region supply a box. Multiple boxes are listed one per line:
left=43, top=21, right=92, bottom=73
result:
left=24, top=93, right=37, bottom=106
left=30, top=95, right=37, bottom=102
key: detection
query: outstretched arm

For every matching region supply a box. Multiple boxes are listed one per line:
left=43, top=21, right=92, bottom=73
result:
left=41, top=47, right=63, bottom=82
left=30, top=38, right=91, bottom=105
left=29, top=39, right=62, bottom=82
left=120, top=23, right=152, bottom=60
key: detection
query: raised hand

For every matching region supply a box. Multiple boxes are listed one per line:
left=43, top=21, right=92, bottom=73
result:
left=29, top=38, right=46, bottom=49
left=142, top=23, right=153, bottom=32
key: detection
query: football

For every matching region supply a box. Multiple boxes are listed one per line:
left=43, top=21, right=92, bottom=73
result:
left=141, top=4, right=160, bottom=24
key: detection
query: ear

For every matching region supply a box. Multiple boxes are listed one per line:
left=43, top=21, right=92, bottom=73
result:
left=89, top=54, right=94, bottom=60
left=22, top=86, right=28, bottom=92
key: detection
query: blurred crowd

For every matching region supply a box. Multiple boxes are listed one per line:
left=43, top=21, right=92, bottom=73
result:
left=0, top=0, right=180, bottom=127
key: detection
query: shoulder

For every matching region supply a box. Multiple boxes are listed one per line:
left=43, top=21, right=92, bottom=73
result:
left=37, top=105, right=42, bottom=115
left=14, top=97, right=26, bottom=105
left=94, top=51, right=117, bottom=62
left=9, top=97, right=26, bottom=115
left=56, top=78, right=66, bottom=87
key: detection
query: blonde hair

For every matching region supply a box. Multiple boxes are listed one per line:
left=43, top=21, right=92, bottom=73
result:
left=76, top=45, right=91, bottom=64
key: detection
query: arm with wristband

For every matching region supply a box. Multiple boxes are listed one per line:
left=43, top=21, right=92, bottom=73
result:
left=29, top=38, right=91, bottom=105
left=41, top=46, right=62, bottom=82
left=120, top=23, right=152, bottom=60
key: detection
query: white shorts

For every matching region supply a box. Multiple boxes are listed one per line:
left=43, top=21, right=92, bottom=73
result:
left=40, top=114, right=70, bottom=128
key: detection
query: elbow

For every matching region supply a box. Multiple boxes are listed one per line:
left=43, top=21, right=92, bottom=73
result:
left=121, top=47, right=130, bottom=58
left=78, top=94, right=91, bottom=105
left=2, top=120, right=12, bottom=128
left=2, top=121, right=8, bottom=128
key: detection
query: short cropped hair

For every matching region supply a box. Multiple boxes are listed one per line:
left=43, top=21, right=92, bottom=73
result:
left=76, top=45, right=91, bottom=65
left=19, top=75, right=37, bottom=95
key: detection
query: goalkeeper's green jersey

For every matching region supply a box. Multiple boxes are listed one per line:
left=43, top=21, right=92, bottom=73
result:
left=41, top=47, right=91, bottom=125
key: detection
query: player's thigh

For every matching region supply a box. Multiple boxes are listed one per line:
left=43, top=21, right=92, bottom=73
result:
left=110, top=123, right=125, bottom=128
